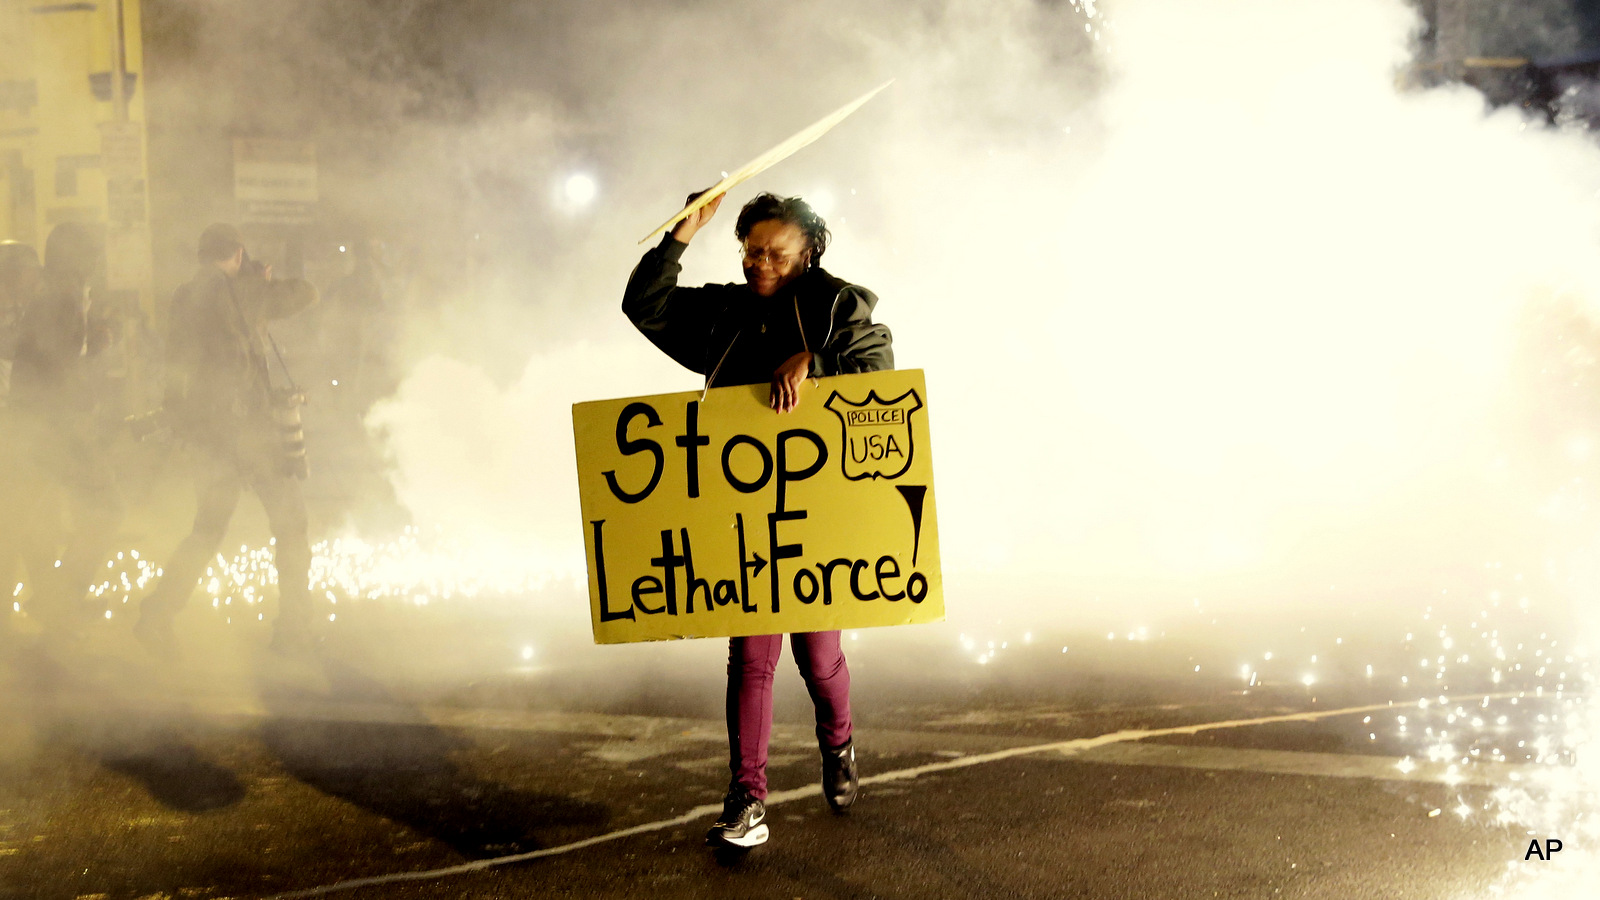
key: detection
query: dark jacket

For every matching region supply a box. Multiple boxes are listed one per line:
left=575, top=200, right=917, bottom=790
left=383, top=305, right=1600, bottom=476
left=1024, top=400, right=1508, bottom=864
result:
left=166, top=266, right=317, bottom=458
left=623, top=237, right=892, bottom=388
left=9, top=273, right=113, bottom=423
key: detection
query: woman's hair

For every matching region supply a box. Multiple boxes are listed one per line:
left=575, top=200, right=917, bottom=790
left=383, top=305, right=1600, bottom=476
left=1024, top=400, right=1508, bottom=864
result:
left=735, top=193, right=830, bottom=266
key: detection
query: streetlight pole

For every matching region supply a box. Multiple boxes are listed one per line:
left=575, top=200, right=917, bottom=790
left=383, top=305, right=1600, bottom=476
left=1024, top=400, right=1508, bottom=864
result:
left=110, top=0, right=127, bottom=124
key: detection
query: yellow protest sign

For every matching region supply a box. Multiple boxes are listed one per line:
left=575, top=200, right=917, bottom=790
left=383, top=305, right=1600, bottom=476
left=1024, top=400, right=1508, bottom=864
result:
left=573, top=369, right=943, bottom=644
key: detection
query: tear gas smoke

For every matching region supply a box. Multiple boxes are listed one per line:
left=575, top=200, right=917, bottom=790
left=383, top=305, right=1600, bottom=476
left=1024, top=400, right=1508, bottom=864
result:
left=4, top=0, right=1593, bottom=702
left=346, top=6, right=1600, bottom=885
left=366, top=0, right=1600, bottom=634
left=4, top=1, right=1600, bottom=891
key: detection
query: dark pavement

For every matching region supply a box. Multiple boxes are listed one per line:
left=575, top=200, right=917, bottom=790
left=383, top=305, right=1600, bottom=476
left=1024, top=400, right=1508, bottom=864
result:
left=0, top=601, right=1585, bottom=900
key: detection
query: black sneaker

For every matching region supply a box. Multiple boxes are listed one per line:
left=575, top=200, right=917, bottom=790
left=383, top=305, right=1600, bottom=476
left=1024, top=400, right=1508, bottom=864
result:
left=705, top=790, right=769, bottom=848
left=822, top=739, right=859, bottom=812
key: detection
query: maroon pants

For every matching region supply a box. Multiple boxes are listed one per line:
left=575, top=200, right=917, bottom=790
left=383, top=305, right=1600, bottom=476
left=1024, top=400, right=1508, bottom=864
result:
left=727, top=631, right=853, bottom=800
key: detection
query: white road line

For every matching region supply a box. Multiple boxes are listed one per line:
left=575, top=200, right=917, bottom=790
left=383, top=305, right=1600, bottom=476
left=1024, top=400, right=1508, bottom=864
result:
left=1066, top=741, right=1530, bottom=786
left=264, top=692, right=1523, bottom=899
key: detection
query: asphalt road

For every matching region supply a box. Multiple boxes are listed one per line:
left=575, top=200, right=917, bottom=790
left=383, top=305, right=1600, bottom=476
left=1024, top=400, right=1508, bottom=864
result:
left=0, top=606, right=1583, bottom=900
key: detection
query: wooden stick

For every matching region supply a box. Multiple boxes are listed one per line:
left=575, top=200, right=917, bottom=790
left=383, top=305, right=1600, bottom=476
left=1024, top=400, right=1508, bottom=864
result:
left=639, top=80, right=894, bottom=244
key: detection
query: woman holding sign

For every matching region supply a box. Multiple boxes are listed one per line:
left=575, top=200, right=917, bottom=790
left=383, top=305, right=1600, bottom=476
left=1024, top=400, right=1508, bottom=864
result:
left=623, top=191, right=892, bottom=849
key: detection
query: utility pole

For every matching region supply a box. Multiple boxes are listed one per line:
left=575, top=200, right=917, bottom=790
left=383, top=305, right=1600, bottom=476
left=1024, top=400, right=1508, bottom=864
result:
left=111, top=0, right=128, bottom=125
left=103, top=0, right=151, bottom=406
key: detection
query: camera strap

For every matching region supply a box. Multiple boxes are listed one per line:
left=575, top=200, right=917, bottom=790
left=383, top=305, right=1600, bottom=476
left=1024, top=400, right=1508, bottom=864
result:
left=265, top=330, right=300, bottom=395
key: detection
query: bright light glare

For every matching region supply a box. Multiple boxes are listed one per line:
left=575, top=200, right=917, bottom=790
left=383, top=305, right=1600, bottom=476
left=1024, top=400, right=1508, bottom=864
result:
left=564, top=173, right=598, bottom=207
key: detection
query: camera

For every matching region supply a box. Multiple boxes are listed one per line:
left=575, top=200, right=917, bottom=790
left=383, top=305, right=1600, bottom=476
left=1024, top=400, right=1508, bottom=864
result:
left=239, top=250, right=269, bottom=279
left=271, top=388, right=308, bottom=480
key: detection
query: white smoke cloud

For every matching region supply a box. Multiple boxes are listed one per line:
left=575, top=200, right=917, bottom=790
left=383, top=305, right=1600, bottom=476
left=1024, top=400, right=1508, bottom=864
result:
left=366, top=0, right=1600, bottom=625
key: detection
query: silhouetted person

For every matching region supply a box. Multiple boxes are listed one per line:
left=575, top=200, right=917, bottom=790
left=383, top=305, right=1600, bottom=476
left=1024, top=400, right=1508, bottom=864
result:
left=0, top=240, right=43, bottom=638
left=6, top=224, right=122, bottom=635
left=136, top=224, right=318, bottom=656
left=0, top=240, right=41, bottom=399
left=623, top=191, right=892, bottom=850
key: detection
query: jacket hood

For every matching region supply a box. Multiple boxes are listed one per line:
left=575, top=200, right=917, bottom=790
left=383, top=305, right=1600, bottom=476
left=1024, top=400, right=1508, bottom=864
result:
left=793, top=266, right=876, bottom=313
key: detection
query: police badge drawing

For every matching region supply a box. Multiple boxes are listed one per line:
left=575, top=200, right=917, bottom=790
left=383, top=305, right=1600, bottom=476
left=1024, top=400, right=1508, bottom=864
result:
left=572, top=369, right=944, bottom=644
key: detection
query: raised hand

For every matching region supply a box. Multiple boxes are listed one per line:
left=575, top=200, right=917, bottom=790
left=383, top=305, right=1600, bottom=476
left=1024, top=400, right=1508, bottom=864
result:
left=671, top=188, right=725, bottom=243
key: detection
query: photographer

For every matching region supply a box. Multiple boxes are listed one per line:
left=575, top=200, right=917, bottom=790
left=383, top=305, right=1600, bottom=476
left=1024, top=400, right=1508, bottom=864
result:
left=136, top=223, right=318, bottom=656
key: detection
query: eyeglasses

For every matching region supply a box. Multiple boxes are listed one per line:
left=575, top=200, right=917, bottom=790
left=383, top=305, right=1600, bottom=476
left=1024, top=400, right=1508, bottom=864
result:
left=740, top=244, right=805, bottom=267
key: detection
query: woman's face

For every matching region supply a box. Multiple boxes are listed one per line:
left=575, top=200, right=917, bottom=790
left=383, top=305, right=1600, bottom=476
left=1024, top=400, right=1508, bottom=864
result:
left=741, top=220, right=810, bottom=297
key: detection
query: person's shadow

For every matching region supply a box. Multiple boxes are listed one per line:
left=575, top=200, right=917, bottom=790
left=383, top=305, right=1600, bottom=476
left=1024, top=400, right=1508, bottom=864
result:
left=257, top=658, right=608, bottom=857
left=11, top=640, right=246, bottom=813
left=102, top=739, right=246, bottom=812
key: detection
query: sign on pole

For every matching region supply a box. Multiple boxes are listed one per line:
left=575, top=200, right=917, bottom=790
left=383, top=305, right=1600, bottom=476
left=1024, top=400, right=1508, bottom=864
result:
left=573, top=369, right=943, bottom=644
left=233, top=138, right=318, bottom=225
left=99, top=121, right=151, bottom=293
